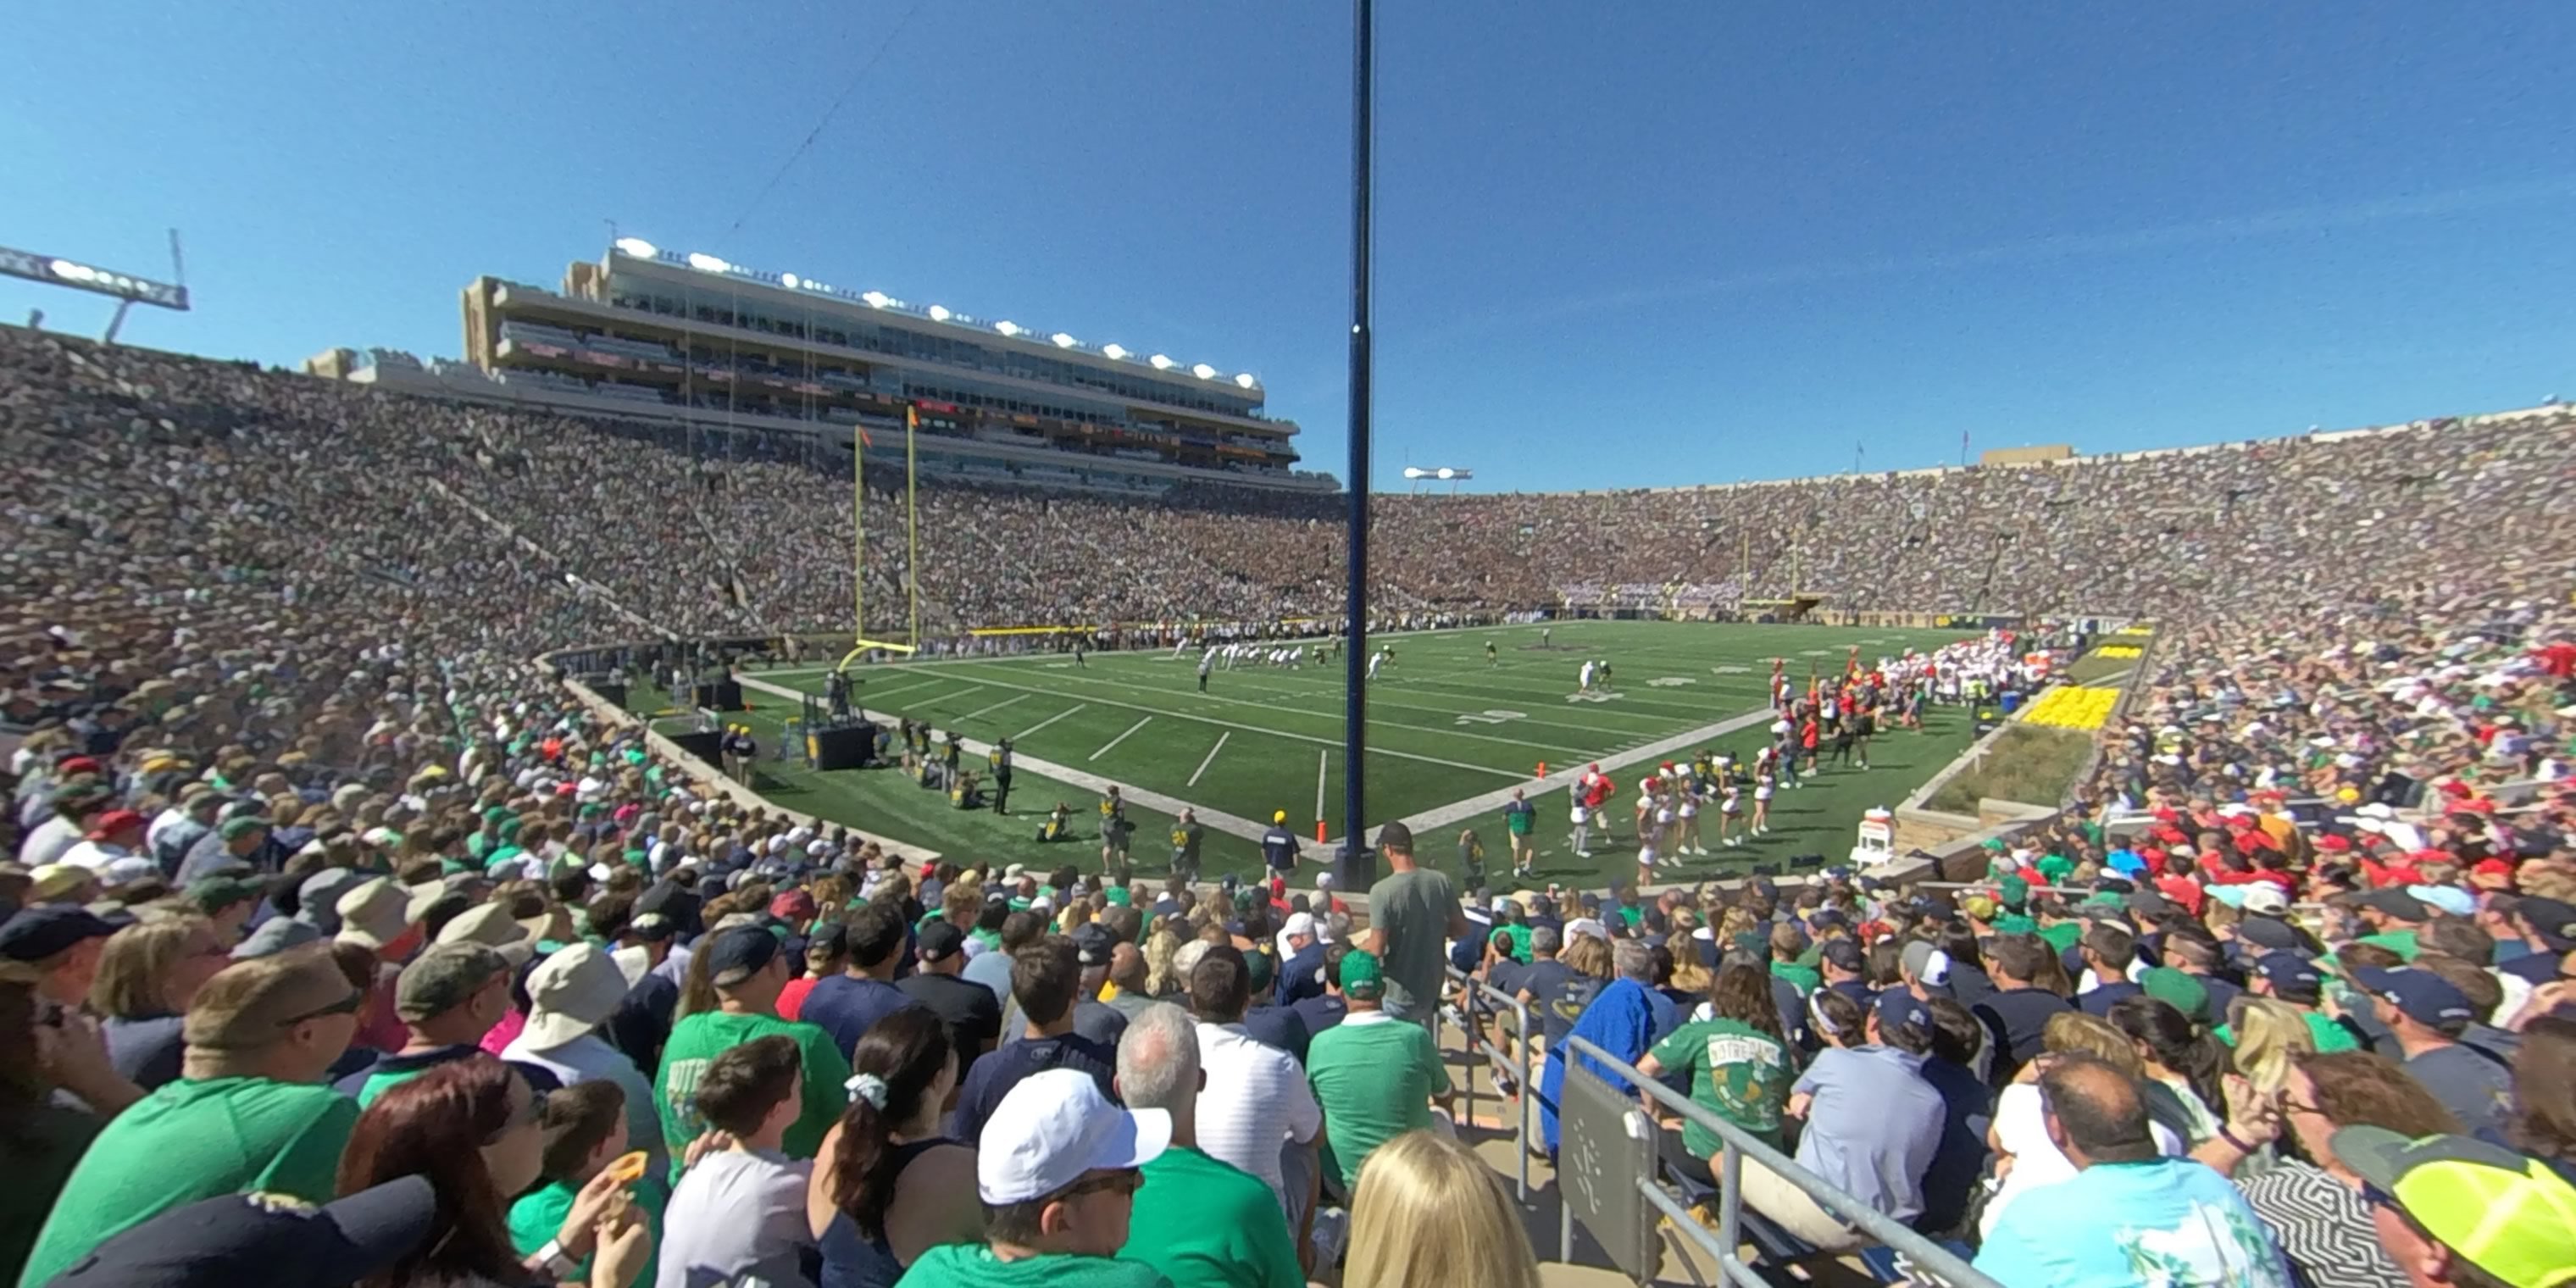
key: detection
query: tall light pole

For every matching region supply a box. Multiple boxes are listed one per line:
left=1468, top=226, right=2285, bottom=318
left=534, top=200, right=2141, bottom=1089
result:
left=1340, top=0, right=1375, bottom=891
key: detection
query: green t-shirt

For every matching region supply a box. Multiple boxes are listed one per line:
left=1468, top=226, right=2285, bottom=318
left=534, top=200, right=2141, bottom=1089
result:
left=2215, top=1011, right=2360, bottom=1055
left=508, top=1175, right=668, bottom=1288
left=2035, top=855, right=2076, bottom=885
left=2036, top=922, right=2084, bottom=953
left=19, top=1076, right=358, bottom=1288
left=1364, top=868, right=1457, bottom=1013
left=1770, top=961, right=1822, bottom=996
left=653, top=1010, right=850, bottom=1168
left=2357, top=930, right=2421, bottom=963
left=1306, top=1014, right=1451, bottom=1192
left=1119, top=1146, right=1303, bottom=1288
left=899, top=1244, right=1174, bottom=1288
left=1646, top=1018, right=1793, bottom=1160
left=1501, top=923, right=1535, bottom=963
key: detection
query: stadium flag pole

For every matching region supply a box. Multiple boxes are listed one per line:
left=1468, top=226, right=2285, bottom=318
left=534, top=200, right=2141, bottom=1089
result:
left=854, top=421, right=867, bottom=647
left=1339, top=0, right=1376, bottom=891
left=907, top=405, right=920, bottom=649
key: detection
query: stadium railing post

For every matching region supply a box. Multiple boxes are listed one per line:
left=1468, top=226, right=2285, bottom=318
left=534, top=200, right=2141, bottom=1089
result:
left=1558, top=1034, right=2001, bottom=1288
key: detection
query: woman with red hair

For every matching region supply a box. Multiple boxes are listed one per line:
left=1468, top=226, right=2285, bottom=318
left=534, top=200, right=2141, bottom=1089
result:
left=337, top=1053, right=648, bottom=1287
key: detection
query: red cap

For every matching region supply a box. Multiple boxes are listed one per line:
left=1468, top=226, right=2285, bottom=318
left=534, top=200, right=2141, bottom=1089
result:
left=2315, top=835, right=2352, bottom=852
left=2470, top=858, right=2518, bottom=888
left=2407, top=847, right=2453, bottom=864
left=2152, top=807, right=2180, bottom=824
left=769, top=890, right=816, bottom=922
left=2437, top=780, right=2474, bottom=799
left=2458, top=798, right=2496, bottom=816
left=58, top=756, right=102, bottom=776
left=86, top=808, right=146, bottom=839
left=2224, top=813, right=2256, bottom=830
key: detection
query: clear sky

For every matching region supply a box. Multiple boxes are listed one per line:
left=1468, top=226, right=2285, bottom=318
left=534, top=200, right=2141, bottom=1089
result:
left=8, top=3, right=2573, bottom=491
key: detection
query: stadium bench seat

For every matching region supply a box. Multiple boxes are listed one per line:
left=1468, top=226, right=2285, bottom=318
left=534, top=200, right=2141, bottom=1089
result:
left=1658, top=1158, right=1968, bottom=1285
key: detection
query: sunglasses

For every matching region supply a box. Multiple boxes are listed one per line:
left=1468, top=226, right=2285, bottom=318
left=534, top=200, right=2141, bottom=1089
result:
left=489, top=1086, right=552, bottom=1141
left=2357, top=1180, right=2401, bottom=1213
left=278, top=989, right=367, bottom=1027
left=1062, top=1169, right=1144, bottom=1200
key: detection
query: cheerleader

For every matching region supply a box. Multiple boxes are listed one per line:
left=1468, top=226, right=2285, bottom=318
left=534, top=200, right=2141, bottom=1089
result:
left=1751, top=761, right=1776, bottom=836
left=1674, top=775, right=1704, bottom=856
left=1718, top=780, right=1745, bottom=847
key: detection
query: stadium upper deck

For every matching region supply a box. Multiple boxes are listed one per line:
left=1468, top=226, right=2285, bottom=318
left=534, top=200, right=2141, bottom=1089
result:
left=313, top=241, right=1334, bottom=498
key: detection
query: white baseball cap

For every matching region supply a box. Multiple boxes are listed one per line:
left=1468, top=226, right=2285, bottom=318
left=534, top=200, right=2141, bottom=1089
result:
left=976, top=1068, right=1170, bottom=1204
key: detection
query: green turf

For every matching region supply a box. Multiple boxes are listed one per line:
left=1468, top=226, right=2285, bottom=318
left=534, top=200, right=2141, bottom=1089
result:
left=684, top=621, right=1978, bottom=890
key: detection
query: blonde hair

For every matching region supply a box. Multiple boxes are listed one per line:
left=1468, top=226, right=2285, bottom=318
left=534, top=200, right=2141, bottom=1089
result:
left=1345, top=1130, right=1540, bottom=1288
left=1560, top=933, right=1613, bottom=981
left=90, top=914, right=214, bottom=1019
left=2229, top=997, right=2315, bottom=1098
left=1143, top=925, right=1183, bottom=996
left=2041, top=1010, right=2146, bottom=1076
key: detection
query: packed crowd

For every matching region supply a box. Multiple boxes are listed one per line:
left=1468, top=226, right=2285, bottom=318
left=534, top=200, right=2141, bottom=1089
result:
left=14, top=330, right=2574, bottom=646
left=7, top=320, right=2576, bottom=1287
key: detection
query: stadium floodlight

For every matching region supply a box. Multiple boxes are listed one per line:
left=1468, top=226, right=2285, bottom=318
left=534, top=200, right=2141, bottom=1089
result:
left=994, top=320, right=1024, bottom=337
left=2, top=241, right=192, bottom=343
left=927, top=304, right=951, bottom=321
left=861, top=291, right=890, bottom=308
left=1050, top=331, right=1078, bottom=348
left=686, top=252, right=730, bottom=273
left=1402, top=467, right=1430, bottom=480
left=779, top=272, right=800, bottom=289
left=1191, top=363, right=1217, bottom=380
left=1149, top=353, right=1175, bottom=369
left=1234, top=372, right=1258, bottom=389
left=1101, top=343, right=1129, bottom=360
left=1436, top=468, right=1456, bottom=480
left=613, top=237, right=658, bottom=258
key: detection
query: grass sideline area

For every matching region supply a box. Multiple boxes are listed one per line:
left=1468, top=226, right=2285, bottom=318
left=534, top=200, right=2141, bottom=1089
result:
left=653, top=620, right=1977, bottom=889
left=1922, top=724, right=2096, bottom=815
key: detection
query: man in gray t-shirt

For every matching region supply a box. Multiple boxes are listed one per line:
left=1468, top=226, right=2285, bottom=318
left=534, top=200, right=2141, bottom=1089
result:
left=1363, top=822, right=1466, bottom=1024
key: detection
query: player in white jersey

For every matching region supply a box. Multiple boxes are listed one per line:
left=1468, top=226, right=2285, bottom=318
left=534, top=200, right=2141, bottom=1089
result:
left=1367, top=648, right=1386, bottom=680
left=1578, top=659, right=1596, bottom=692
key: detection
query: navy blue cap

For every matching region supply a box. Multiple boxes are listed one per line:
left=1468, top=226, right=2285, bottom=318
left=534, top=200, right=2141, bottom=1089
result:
left=1873, top=989, right=1929, bottom=1035
left=702, top=924, right=780, bottom=987
left=47, top=1175, right=436, bottom=1288
left=0, top=905, right=116, bottom=963
left=1071, top=922, right=1115, bottom=967
left=1819, top=939, right=1866, bottom=973
left=2252, top=952, right=2323, bottom=998
left=2355, top=966, right=2473, bottom=1029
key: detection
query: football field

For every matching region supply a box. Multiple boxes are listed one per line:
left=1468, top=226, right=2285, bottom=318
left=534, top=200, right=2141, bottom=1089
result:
left=712, top=619, right=1978, bottom=890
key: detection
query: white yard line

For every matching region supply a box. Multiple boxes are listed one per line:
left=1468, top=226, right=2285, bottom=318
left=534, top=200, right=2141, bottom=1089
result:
left=1090, top=716, right=1153, bottom=762
left=834, top=667, right=1527, bottom=780
left=1188, top=732, right=1231, bottom=787
left=1319, top=702, right=1785, bottom=852
left=956, top=692, right=1028, bottom=724
left=733, top=673, right=1279, bottom=845
left=954, top=663, right=1602, bottom=756
left=915, top=686, right=983, bottom=713
left=1013, top=703, right=1089, bottom=741
left=847, top=675, right=946, bottom=704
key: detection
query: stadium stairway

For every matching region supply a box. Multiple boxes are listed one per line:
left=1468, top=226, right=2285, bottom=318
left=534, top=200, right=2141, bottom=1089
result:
left=1427, top=1007, right=1922, bottom=1288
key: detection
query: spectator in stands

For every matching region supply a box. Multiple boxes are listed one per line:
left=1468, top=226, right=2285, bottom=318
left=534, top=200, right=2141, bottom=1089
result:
left=1342, top=1130, right=1541, bottom=1288
left=897, top=919, right=1004, bottom=1072
left=0, top=905, right=116, bottom=1011
left=1307, top=950, right=1451, bottom=1199
left=952, top=937, right=1117, bottom=1147
left=2357, top=966, right=2515, bottom=1138
left=1741, top=989, right=1944, bottom=1255
left=338, top=942, right=518, bottom=1107
left=20, top=947, right=363, bottom=1286
left=510, top=1080, right=665, bottom=1288
left=655, top=924, right=850, bottom=1163
left=2201, top=1049, right=2462, bottom=1288
left=90, top=913, right=230, bottom=1091
left=2106, top=995, right=2225, bottom=1146
left=502, top=942, right=667, bottom=1179
left=806, top=905, right=919, bottom=1063
left=338, top=1053, right=648, bottom=1288
left=1980, top=1010, right=2190, bottom=1238
left=2335, top=1126, right=2576, bottom=1288
left=1974, top=934, right=2074, bottom=1086
left=0, top=963, right=112, bottom=1285
left=1187, top=946, right=1322, bottom=1224
left=811, top=1005, right=979, bottom=1288
left=2502, top=1016, right=2576, bottom=1185
left=1974, top=1055, right=2291, bottom=1285
left=896, top=1068, right=1171, bottom=1288
left=1635, top=962, right=1794, bottom=1187
left=1116, top=1001, right=1305, bottom=1288
left=658, top=1035, right=819, bottom=1287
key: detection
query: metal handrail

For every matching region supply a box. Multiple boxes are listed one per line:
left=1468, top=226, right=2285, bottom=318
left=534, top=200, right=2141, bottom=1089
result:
left=1441, top=965, right=1534, bottom=1200
left=1557, top=1034, right=2001, bottom=1288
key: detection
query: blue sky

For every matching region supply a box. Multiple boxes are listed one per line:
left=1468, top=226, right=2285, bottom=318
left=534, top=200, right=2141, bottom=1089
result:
left=8, top=2, right=2573, bottom=491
